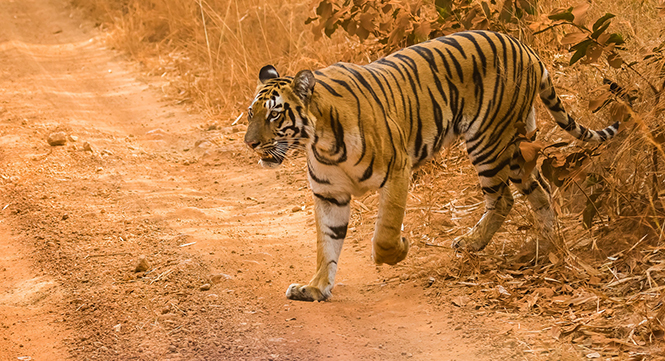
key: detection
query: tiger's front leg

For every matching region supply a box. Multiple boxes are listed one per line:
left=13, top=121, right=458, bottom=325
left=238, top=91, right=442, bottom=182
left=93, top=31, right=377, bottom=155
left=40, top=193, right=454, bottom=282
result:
left=372, top=165, right=410, bottom=265
left=286, top=193, right=350, bottom=301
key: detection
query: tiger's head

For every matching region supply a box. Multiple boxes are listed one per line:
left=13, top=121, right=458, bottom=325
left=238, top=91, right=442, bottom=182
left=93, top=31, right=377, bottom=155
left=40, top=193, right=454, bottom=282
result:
left=244, top=65, right=316, bottom=168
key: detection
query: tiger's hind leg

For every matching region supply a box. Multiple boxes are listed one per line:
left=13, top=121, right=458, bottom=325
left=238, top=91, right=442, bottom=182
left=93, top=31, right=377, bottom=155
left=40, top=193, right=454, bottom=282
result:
left=510, top=167, right=554, bottom=234
left=453, top=183, right=514, bottom=251
left=453, top=148, right=515, bottom=252
left=510, top=156, right=557, bottom=260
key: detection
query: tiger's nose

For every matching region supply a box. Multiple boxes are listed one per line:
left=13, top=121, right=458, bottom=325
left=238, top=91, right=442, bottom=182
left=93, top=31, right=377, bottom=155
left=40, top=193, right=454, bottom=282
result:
left=245, top=140, right=260, bottom=149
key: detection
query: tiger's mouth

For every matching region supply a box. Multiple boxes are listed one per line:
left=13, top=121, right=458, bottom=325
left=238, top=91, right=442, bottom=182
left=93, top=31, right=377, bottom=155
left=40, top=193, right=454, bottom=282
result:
left=258, top=152, right=283, bottom=168
left=255, top=142, right=288, bottom=169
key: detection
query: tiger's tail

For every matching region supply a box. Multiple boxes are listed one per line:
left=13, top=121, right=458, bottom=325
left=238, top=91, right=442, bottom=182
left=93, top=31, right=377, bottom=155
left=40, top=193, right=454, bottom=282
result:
left=539, top=69, right=620, bottom=142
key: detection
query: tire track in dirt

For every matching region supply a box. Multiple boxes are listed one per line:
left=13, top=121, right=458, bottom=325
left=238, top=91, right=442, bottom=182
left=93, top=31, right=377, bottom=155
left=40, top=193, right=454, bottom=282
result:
left=0, top=0, right=542, bottom=360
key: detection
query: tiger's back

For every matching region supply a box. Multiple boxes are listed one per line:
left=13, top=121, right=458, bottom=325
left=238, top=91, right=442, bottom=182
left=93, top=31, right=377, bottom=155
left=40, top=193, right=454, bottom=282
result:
left=312, top=31, right=544, bottom=170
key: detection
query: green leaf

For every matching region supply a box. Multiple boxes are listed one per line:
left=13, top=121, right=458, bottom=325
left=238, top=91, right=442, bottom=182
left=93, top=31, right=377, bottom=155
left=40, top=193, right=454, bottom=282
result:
left=591, top=22, right=610, bottom=39
left=592, top=13, right=615, bottom=32
left=570, top=47, right=588, bottom=65
left=435, top=0, right=453, bottom=13
left=570, top=38, right=593, bottom=51
left=548, top=7, right=574, bottom=22
left=606, top=33, right=625, bottom=45
left=436, top=0, right=453, bottom=19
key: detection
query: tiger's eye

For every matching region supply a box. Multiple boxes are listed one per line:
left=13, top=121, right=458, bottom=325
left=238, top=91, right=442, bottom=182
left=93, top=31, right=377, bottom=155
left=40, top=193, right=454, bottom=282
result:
left=270, top=111, right=279, bottom=118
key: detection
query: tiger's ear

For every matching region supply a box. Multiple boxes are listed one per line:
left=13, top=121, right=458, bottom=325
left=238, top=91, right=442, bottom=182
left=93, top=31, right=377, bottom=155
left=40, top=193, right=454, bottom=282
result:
left=292, top=70, right=316, bottom=103
left=259, top=65, right=279, bottom=84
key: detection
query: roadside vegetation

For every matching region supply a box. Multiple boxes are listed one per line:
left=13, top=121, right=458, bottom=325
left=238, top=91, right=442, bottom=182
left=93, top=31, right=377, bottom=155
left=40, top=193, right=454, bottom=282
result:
left=73, top=0, right=665, bottom=358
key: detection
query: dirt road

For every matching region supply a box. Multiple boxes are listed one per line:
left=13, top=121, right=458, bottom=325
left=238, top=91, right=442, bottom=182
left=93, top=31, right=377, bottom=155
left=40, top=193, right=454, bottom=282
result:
left=0, top=0, right=561, bottom=360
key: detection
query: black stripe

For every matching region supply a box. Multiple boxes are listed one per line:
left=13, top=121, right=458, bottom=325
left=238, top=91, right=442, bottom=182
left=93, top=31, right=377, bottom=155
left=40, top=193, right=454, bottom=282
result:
left=549, top=100, right=564, bottom=113
left=338, top=65, right=393, bottom=166
left=474, top=30, right=498, bottom=68
left=437, top=36, right=468, bottom=58
left=312, top=135, right=341, bottom=166
left=456, top=32, right=487, bottom=74
left=327, top=77, right=365, bottom=163
left=411, top=45, right=439, bottom=73
left=482, top=183, right=505, bottom=194
left=380, top=156, right=394, bottom=188
left=316, top=79, right=343, bottom=97
left=314, top=193, right=350, bottom=207
left=445, top=48, right=464, bottom=82
left=359, top=155, right=374, bottom=182
left=329, top=107, right=347, bottom=159
left=429, top=89, right=446, bottom=152
left=327, top=224, right=348, bottom=240
left=432, top=47, right=453, bottom=79
left=596, top=129, right=608, bottom=141
left=477, top=157, right=510, bottom=178
left=308, top=161, right=330, bottom=184
left=411, top=46, right=446, bottom=102
left=394, top=53, right=422, bottom=86
left=418, top=145, right=429, bottom=163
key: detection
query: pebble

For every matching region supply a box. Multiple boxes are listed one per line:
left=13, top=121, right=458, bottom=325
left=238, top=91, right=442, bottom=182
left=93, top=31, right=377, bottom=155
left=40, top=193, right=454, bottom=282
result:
left=200, top=283, right=211, bottom=291
left=134, top=255, right=150, bottom=272
left=47, top=132, right=67, bottom=146
left=210, top=273, right=232, bottom=284
left=82, top=142, right=93, bottom=152
left=67, top=135, right=78, bottom=142
left=113, top=324, right=122, bottom=332
left=195, top=139, right=212, bottom=149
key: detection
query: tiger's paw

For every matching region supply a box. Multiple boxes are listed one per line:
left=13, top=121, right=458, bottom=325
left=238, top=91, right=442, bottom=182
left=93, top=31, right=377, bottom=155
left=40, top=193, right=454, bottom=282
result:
left=373, top=236, right=409, bottom=265
left=452, top=233, right=489, bottom=252
left=285, top=283, right=328, bottom=302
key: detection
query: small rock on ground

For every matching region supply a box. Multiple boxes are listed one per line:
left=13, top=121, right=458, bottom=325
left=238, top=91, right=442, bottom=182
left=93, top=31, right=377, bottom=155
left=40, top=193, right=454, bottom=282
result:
left=134, top=255, right=150, bottom=272
left=47, top=132, right=67, bottom=146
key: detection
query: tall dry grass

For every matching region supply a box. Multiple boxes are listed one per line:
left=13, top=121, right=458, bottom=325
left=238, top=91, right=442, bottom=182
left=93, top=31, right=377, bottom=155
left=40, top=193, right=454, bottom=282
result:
left=73, top=0, right=370, bottom=120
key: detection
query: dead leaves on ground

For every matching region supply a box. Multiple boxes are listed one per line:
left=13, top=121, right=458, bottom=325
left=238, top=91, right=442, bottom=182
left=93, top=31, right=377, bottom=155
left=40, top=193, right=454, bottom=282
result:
left=436, top=243, right=665, bottom=358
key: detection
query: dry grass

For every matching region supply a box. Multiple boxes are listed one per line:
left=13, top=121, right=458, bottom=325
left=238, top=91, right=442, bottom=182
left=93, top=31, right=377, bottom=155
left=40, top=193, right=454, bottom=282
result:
left=72, top=0, right=381, bottom=120
left=72, top=0, right=665, bottom=357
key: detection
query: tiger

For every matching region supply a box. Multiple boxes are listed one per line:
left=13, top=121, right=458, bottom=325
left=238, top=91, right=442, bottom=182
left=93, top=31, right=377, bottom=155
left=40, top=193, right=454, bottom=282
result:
left=244, top=30, right=620, bottom=302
